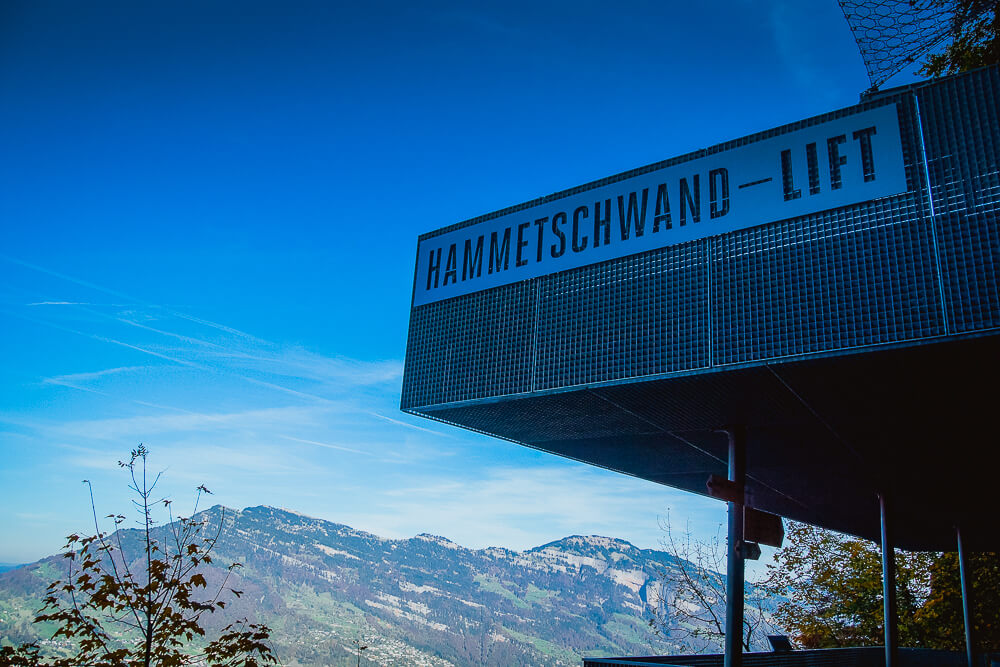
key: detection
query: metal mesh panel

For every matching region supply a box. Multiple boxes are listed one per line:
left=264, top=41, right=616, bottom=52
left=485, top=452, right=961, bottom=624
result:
left=917, top=66, right=1000, bottom=332
left=401, top=280, right=536, bottom=409
left=710, top=194, right=944, bottom=365
left=428, top=391, right=658, bottom=445
left=837, top=0, right=989, bottom=89
left=533, top=242, right=709, bottom=391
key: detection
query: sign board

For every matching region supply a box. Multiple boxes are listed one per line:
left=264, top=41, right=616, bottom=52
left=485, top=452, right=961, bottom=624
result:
left=745, top=508, right=785, bottom=548
left=414, top=104, right=907, bottom=306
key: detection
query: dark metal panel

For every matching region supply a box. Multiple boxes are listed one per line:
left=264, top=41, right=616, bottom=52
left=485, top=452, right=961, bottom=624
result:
left=583, top=647, right=971, bottom=666
left=918, top=66, right=1000, bottom=333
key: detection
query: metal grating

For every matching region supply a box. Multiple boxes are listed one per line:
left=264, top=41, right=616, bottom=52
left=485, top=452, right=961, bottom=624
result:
left=710, top=196, right=944, bottom=364
left=533, top=241, right=709, bottom=391
left=401, top=280, right=536, bottom=409
left=916, top=66, right=1000, bottom=332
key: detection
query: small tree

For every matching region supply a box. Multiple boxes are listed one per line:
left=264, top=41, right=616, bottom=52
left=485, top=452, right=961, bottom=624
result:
left=652, top=513, right=1000, bottom=654
left=760, top=521, right=936, bottom=649
left=647, top=514, right=778, bottom=653
left=920, top=0, right=1000, bottom=77
left=914, top=550, right=1000, bottom=653
left=0, top=445, right=278, bottom=666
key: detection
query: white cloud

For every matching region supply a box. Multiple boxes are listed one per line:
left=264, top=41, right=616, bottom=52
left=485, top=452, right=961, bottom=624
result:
left=10, top=256, right=403, bottom=401
left=90, top=335, right=205, bottom=368
left=191, top=345, right=403, bottom=388
left=43, top=366, right=148, bottom=385
left=55, top=405, right=328, bottom=441
left=278, top=435, right=371, bottom=457
left=341, top=464, right=723, bottom=552
left=368, top=411, right=452, bottom=437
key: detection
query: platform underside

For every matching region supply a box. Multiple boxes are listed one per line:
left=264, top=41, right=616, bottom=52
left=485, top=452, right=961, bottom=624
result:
left=411, top=332, right=999, bottom=552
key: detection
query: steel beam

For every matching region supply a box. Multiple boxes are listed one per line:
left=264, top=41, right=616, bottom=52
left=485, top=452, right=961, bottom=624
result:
left=879, top=493, right=898, bottom=667
left=724, top=426, right=746, bottom=667
left=957, top=525, right=975, bottom=667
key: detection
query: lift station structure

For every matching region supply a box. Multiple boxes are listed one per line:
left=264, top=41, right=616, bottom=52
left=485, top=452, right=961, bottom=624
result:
left=401, top=66, right=1000, bottom=666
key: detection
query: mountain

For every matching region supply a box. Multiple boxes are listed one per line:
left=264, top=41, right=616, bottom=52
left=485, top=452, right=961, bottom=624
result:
left=0, top=506, right=726, bottom=666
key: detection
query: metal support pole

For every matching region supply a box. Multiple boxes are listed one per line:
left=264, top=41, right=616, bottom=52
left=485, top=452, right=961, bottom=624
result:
left=879, top=493, right=898, bottom=667
left=724, top=426, right=746, bottom=667
left=957, top=525, right=975, bottom=667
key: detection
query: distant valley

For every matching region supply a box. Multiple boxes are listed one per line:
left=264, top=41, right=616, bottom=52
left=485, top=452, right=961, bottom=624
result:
left=0, top=505, right=737, bottom=666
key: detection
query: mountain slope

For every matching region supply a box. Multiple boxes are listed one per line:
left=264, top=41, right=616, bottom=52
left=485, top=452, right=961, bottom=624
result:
left=0, top=505, right=721, bottom=666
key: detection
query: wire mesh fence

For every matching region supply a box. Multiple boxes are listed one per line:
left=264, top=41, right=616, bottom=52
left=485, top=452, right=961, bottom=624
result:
left=837, top=0, right=988, bottom=89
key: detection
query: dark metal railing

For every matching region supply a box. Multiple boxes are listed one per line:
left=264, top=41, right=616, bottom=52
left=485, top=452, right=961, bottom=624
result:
left=584, top=647, right=882, bottom=667
left=584, top=647, right=995, bottom=667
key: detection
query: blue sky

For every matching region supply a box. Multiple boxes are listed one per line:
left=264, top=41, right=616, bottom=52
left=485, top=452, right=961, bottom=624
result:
left=0, top=0, right=925, bottom=564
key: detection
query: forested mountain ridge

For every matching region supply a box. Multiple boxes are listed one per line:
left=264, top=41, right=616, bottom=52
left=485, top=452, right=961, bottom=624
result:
left=0, top=505, right=728, bottom=666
